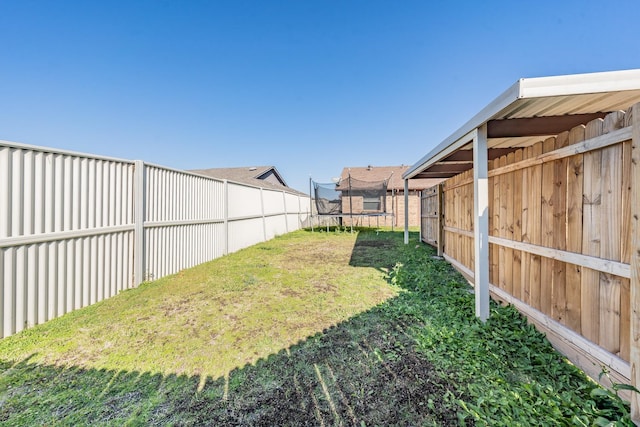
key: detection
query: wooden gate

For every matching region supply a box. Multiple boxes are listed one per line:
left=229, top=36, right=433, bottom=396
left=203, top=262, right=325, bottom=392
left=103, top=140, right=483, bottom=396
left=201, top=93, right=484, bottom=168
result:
left=420, top=185, right=443, bottom=255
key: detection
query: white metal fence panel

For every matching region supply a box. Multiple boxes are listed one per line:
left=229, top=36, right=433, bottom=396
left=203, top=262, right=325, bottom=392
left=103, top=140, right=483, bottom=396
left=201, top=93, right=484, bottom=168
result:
left=0, top=143, right=135, bottom=337
left=264, top=215, right=287, bottom=240
left=227, top=217, right=265, bottom=253
left=0, top=141, right=312, bottom=338
left=227, top=183, right=263, bottom=218
left=262, top=189, right=285, bottom=216
left=143, top=165, right=226, bottom=281
left=285, top=193, right=303, bottom=230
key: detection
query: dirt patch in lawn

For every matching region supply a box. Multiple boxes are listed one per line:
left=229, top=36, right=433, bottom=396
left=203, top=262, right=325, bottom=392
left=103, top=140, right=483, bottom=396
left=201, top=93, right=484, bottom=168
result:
left=144, top=305, right=465, bottom=426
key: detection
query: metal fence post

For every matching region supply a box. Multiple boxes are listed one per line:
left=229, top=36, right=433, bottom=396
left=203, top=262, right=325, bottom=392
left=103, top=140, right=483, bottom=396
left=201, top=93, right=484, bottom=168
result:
left=403, top=179, right=409, bottom=244
left=282, top=190, right=288, bottom=233
left=260, top=187, right=267, bottom=241
left=224, top=179, right=229, bottom=255
left=133, top=160, right=145, bottom=286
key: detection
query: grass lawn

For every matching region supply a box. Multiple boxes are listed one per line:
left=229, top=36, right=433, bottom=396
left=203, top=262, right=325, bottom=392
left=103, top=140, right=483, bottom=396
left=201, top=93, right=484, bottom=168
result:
left=0, top=228, right=631, bottom=425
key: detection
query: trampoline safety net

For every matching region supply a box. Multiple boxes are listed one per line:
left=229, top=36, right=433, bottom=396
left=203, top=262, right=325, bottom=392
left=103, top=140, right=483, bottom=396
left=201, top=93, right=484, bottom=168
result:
left=313, top=176, right=389, bottom=216
left=313, top=181, right=342, bottom=214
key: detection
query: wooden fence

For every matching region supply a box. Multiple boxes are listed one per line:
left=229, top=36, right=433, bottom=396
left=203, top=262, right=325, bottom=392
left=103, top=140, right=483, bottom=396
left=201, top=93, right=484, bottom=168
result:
left=420, top=186, right=442, bottom=254
left=420, top=106, right=636, bottom=385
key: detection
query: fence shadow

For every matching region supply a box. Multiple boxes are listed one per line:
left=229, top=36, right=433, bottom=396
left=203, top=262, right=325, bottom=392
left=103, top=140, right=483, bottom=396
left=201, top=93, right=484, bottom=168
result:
left=0, top=294, right=462, bottom=426
left=348, top=229, right=413, bottom=273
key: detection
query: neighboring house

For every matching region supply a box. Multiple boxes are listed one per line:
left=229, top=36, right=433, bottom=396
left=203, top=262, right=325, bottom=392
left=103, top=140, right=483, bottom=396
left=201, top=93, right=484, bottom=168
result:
left=191, top=166, right=303, bottom=194
left=337, top=165, right=442, bottom=227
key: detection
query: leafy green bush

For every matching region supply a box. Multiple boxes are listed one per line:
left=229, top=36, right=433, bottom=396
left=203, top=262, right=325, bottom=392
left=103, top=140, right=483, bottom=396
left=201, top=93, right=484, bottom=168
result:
left=388, top=240, right=631, bottom=425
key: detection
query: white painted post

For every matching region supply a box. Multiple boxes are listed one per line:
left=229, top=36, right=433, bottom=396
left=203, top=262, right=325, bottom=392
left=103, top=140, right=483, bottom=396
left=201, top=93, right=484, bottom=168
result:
left=260, top=187, right=267, bottom=242
left=133, top=160, right=145, bottom=286
left=473, top=125, right=490, bottom=321
left=282, top=190, right=288, bottom=233
left=298, top=195, right=302, bottom=229
left=437, top=184, right=444, bottom=257
left=404, top=178, right=409, bottom=244
left=223, top=179, right=229, bottom=255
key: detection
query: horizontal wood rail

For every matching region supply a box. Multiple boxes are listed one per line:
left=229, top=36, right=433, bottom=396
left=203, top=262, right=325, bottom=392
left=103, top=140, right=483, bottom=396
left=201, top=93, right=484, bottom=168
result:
left=488, top=236, right=630, bottom=279
left=489, top=126, right=632, bottom=178
left=443, top=226, right=473, bottom=238
left=442, top=252, right=631, bottom=391
left=441, top=126, right=632, bottom=192
left=441, top=230, right=631, bottom=278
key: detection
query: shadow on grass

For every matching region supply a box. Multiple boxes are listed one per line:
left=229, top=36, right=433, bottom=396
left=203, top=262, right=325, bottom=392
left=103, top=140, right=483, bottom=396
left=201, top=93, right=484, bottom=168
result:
left=0, top=293, right=462, bottom=426
left=1, top=230, right=613, bottom=425
left=348, top=229, right=405, bottom=273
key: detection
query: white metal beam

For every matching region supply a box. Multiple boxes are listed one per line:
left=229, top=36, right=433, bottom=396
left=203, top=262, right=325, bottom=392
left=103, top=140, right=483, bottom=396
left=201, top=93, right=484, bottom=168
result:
left=473, top=125, right=490, bottom=321
left=402, top=69, right=640, bottom=182
left=403, top=179, right=409, bottom=244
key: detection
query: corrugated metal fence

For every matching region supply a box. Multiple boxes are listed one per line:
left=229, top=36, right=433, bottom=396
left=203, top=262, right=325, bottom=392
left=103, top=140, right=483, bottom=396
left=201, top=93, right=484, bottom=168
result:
left=0, top=141, right=311, bottom=338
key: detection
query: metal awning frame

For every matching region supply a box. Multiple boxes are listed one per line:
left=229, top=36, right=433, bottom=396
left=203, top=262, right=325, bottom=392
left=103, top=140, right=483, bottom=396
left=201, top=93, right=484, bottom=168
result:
left=402, top=69, right=640, bottom=322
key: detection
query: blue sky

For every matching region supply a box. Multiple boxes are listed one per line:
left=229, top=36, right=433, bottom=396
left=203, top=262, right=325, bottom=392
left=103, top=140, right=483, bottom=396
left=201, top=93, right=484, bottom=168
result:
left=1, top=1, right=639, bottom=192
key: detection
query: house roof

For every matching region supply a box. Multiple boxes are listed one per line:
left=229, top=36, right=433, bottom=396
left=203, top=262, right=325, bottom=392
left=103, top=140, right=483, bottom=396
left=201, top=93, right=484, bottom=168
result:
left=404, top=69, right=640, bottom=180
left=191, top=166, right=286, bottom=185
left=338, top=166, right=442, bottom=191
left=190, top=166, right=305, bottom=195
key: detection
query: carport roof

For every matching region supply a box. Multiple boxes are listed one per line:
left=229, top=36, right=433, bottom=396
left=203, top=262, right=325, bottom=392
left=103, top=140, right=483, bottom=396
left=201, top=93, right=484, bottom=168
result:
left=403, top=69, right=640, bottom=180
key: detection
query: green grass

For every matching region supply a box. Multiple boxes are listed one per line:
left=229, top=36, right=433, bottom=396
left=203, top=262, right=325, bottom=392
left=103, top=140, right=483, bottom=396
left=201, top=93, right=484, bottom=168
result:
left=0, top=228, right=631, bottom=425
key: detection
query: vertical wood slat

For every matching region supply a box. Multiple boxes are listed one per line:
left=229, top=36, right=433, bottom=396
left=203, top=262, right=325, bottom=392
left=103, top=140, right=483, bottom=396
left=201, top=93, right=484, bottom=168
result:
left=445, top=180, right=452, bottom=260
left=520, top=146, right=532, bottom=305
left=552, top=131, right=569, bottom=324
left=540, top=137, right=556, bottom=315
left=582, top=119, right=604, bottom=344
left=465, top=171, right=472, bottom=271
left=488, top=160, right=494, bottom=284
left=512, top=150, right=523, bottom=301
left=620, top=107, right=634, bottom=362
left=504, top=152, right=514, bottom=296
left=492, top=158, right=501, bottom=287
left=566, top=125, right=586, bottom=332
left=528, top=141, right=543, bottom=310
left=498, top=155, right=507, bottom=292
left=437, top=184, right=444, bottom=256
left=454, top=178, right=461, bottom=263
left=629, top=102, right=640, bottom=423
left=599, top=112, right=625, bottom=354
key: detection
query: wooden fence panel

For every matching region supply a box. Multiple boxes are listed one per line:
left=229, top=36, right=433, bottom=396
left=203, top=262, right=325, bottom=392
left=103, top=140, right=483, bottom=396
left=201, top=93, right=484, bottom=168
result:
left=437, top=107, right=635, bottom=375
left=420, top=187, right=439, bottom=247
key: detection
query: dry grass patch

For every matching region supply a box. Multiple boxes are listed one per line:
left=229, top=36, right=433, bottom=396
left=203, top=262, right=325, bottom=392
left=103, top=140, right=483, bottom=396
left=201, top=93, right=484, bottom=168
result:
left=0, top=229, right=399, bottom=381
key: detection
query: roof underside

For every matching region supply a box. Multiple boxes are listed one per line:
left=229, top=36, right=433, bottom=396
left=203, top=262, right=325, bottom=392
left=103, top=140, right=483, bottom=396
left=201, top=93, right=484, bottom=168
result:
left=404, top=70, right=640, bottom=180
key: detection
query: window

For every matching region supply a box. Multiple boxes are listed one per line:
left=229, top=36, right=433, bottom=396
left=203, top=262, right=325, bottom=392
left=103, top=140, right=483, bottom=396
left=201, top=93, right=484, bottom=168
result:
left=363, top=196, right=381, bottom=211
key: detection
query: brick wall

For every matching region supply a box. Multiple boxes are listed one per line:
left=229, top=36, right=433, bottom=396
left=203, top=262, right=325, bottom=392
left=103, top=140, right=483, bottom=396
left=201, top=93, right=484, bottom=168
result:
left=341, top=191, right=421, bottom=227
